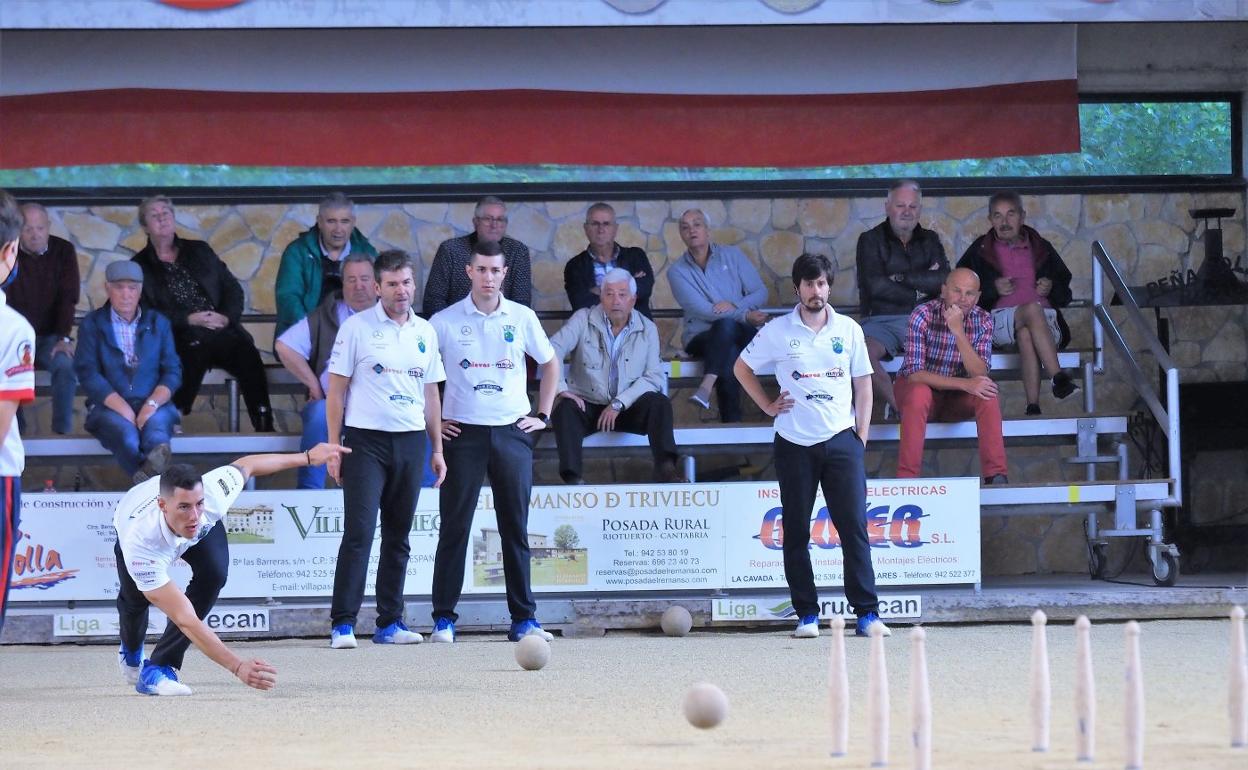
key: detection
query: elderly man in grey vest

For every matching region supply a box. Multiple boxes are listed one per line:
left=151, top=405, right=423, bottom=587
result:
left=549, top=267, right=684, bottom=484
left=274, top=251, right=377, bottom=489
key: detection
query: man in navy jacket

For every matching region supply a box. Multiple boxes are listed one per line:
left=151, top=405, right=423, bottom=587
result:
left=75, top=261, right=182, bottom=483
left=564, top=202, right=655, bottom=319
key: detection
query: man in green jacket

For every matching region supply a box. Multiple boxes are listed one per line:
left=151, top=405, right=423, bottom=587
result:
left=274, top=192, right=377, bottom=337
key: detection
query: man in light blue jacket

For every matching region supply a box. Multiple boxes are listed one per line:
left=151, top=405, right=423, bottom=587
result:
left=668, top=209, right=769, bottom=422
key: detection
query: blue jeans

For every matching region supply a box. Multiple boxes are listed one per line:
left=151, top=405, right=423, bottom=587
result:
left=84, top=401, right=180, bottom=476
left=22, top=335, right=77, bottom=434
left=297, top=398, right=329, bottom=489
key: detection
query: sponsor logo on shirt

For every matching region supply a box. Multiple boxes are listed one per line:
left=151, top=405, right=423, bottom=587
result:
left=460, top=325, right=473, bottom=336
left=218, top=478, right=231, bottom=495
left=828, top=367, right=845, bottom=379
left=408, top=367, right=425, bottom=379
left=474, top=381, right=503, bottom=395
left=791, top=369, right=843, bottom=380
left=373, top=363, right=385, bottom=374
left=460, top=359, right=491, bottom=370
left=373, top=364, right=410, bottom=375
left=417, top=335, right=427, bottom=353
left=389, top=394, right=418, bottom=406
left=831, top=337, right=844, bottom=354
left=5, top=340, right=34, bottom=376
left=495, top=358, right=515, bottom=370
left=372, top=331, right=384, bottom=339
left=789, top=339, right=801, bottom=349
left=805, top=392, right=835, bottom=402
left=502, top=324, right=516, bottom=343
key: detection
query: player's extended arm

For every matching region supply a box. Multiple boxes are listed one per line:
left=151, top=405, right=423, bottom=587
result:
left=142, top=581, right=276, bottom=690
left=230, top=442, right=350, bottom=483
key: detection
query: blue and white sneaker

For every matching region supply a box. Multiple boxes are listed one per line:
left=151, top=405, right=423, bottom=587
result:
left=793, top=614, right=820, bottom=639
left=430, top=617, right=456, bottom=644
left=135, top=661, right=193, bottom=696
left=855, top=612, right=892, bottom=637
left=508, top=618, right=554, bottom=642
left=373, top=620, right=423, bottom=645
left=118, top=643, right=143, bottom=684
left=330, top=623, right=357, bottom=649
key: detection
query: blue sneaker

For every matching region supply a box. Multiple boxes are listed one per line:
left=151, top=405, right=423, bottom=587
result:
left=135, top=660, right=192, bottom=696
left=508, top=618, right=554, bottom=642
left=794, top=614, right=820, bottom=638
left=373, top=620, right=423, bottom=645
left=118, top=643, right=142, bottom=684
left=855, top=612, right=892, bottom=637
left=430, top=617, right=455, bottom=644
left=330, top=623, right=357, bottom=649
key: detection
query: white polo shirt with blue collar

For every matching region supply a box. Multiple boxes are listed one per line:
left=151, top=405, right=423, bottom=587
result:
left=329, top=301, right=446, bottom=432
left=430, top=295, right=555, bottom=425
left=113, top=465, right=246, bottom=592
left=739, top=305, right=872, bottom=446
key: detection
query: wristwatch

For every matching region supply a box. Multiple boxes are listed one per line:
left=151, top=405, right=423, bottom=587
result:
left=610, top=398, right=625, bottom=411
left=60, top=336, right=73, bottom=344
left=146, top=400, right=159, bottom=409
left=536, top=412, right=551, bottom=426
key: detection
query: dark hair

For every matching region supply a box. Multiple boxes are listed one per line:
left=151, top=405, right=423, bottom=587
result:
left=471, top=240, right=504, bottom=262
left=0, top=189, right=24, bottom=245
left=373, top=249, right=415, bottom=282
left=159, top=463, right=203, bottom=498
left=792, top=252, right=835, bottom=288
left=988, top=190, right=1024, bottom=213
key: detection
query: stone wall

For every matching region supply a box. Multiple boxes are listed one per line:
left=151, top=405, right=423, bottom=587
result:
left=22, top=189, right=1248, bottom=575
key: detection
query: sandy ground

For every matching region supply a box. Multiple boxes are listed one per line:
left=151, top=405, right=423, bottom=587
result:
left=1, top=618, right=1244, bottom=769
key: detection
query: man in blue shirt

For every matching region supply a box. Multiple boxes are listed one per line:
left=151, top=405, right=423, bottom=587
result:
left=75, top=261, right=181, bottom=483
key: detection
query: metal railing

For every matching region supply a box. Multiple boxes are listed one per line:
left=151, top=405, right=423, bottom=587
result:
left=1091, top=240, right=1182, bottom=505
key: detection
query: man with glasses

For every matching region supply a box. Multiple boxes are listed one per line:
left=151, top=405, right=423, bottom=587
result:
left=423, top=196, right=532, bottom=315
left=564, top=202, right=655, bottom=319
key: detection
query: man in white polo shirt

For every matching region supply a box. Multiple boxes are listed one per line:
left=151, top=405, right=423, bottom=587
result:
left=735, top=253, right=890, bottom=640
left=325, top=250, right=447, bottom=650
left=114, top=443, right=349, bottom=695
left=429, top=240, right=560, bottom=643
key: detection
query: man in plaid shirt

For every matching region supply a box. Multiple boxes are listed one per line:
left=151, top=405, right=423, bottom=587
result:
left=895, top=267, right=1008, bottom=483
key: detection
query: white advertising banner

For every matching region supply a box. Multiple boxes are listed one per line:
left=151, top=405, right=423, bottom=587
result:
left=9, top=479, right=977, bottom=603
left=722, top=478, right=981, bottom=588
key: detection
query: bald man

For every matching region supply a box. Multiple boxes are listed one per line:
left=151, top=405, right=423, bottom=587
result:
left=893, top=268, right=1007, bottom=483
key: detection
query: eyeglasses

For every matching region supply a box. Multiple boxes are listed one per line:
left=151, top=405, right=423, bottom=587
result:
left=476, top=216, right=508, bottom=225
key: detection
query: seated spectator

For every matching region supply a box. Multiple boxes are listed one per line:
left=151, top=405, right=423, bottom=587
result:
left=274, top=251, right=377, bottom=489
left=549, top=268, right=684, bottom=485
left=274, top=191, right=377, bottom=338
left=855, top=180, right=949, bottom=415
left=130, top=195, right=274, bottom=432
left=895, top=268, right=1008, bottom=484
left=422, top=195, right=531, bottom=315
left=565, top=202, right=655, bottom=319
left=74, top=261, right=181, bottom=483
left=668, top=208, right=768, bottom=422
left=7, top=202, right=79, bottom=434
left=957, top=191, right=1076, bottom=415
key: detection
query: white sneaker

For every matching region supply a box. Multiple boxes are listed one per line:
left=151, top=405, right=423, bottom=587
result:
left=118, top=645, right=142, bottom=684
left=430, top=618, right=455, bottom=643
left=135, top=663, right=193, bottom=696
left=794, top=615, right=821, bottom=639
left=330, top=624, right=358, bottom=649
left=373, top=621, right=423, bottom=644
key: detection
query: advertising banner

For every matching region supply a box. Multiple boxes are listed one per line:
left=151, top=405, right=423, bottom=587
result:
left=723, top=478, right=981, bottom=588
left=710, top=594, right=923, bottom=623
left=10, top=479, right=978, bottom=604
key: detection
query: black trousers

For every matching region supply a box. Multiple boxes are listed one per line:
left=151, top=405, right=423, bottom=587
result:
left=774, top=429, right=880, bottom=618
left=432, top=422, right=536, bottom=623
left=115, top=521, right=228, bottom=670
left=173, top=324, right=272, bottom=430
left=552, top=390, right=677, bottom=478
left=685, top=318, right=757, bottom=422
left=330, top=427, right=427, bottom=629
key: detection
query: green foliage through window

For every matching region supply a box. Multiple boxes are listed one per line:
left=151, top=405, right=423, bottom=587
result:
left=0, top=100, right=1233, bottom=189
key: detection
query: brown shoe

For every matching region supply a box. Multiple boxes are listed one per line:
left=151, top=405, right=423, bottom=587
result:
left=655, top=460, right=688, bottom=484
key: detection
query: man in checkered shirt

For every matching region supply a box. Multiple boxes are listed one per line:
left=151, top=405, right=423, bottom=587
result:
left=895, top=267, right=1008, bottom=483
